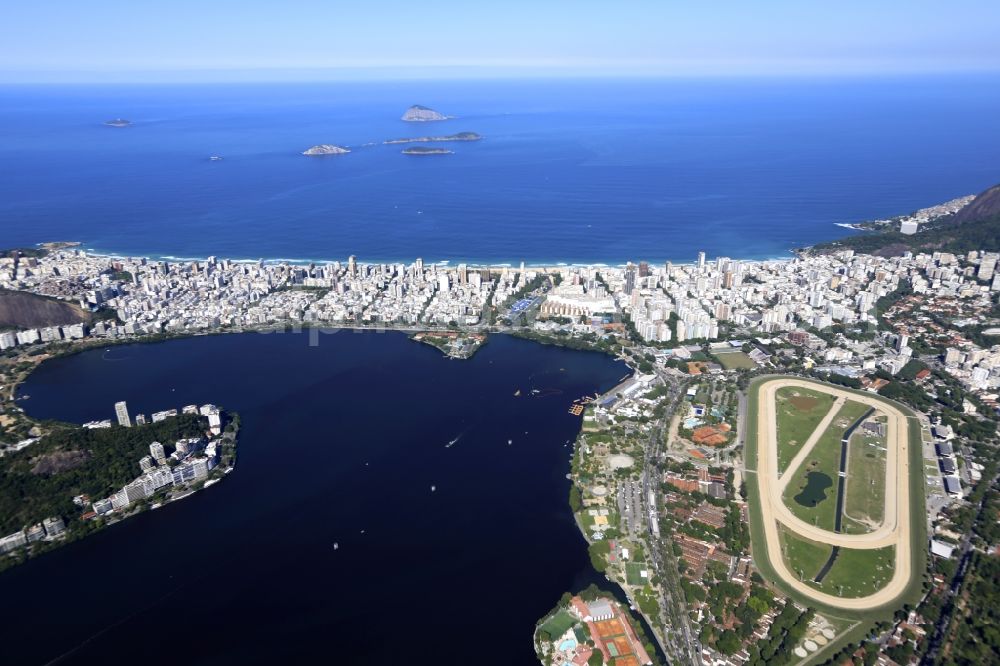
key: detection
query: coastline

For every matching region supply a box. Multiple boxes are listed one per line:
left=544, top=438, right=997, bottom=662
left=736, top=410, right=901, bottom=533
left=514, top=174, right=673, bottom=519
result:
left=532, top=362, right=675, bottom=666
left=531, top=356, right=672, bottom=666
left=67, top=242, right=804, bottom=271
left=0, top=401, right=240, bottom=574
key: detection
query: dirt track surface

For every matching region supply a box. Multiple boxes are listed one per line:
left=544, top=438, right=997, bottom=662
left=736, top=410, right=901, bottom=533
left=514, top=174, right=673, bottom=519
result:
left=754, top=378, right=913, bottom=609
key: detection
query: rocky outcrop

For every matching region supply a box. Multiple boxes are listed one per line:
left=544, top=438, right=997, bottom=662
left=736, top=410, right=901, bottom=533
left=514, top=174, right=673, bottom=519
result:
left=104, top=119, right=132, bottom=127
left=401, top=105, right=450, bottom=122
left=302, top=144, right=351, bottom=156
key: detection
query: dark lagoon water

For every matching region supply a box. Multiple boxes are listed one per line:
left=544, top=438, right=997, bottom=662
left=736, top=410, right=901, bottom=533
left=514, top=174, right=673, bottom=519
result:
left=3, top=331, right=628, bottom=665
left=2, top=76, right=999, bottom=264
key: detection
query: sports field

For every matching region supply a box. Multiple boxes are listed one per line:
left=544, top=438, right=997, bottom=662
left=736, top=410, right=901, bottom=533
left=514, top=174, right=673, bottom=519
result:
left=538, top=609, right=577, bottom=638
left=712, top=350, right=756, bottom=370
left=625, top=562, right=648, bottom=586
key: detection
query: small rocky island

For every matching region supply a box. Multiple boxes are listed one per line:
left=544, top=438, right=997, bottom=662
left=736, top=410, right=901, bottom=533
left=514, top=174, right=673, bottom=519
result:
left=385, top=131, right=481, bottom=145
left=402, top=146, right=453, bottom=155
left=401, top=105, right=451, bottom=122
left=104, top=119, right=132, bottom=128
left=302, top=144, right=351, bottom=156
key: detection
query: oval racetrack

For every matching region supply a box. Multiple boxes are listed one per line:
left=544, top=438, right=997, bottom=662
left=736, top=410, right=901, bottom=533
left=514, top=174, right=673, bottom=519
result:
left=752, top=377, right=914, bottom=610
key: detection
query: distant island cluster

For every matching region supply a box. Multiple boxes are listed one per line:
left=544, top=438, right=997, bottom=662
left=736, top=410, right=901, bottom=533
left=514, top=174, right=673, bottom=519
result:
left=104, top=105, right=482, bottom=160
left=303, top=105, right=480, bottom=157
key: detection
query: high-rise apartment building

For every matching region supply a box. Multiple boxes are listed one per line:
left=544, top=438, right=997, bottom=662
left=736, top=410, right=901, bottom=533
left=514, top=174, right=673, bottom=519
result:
left=114, top=401, right=131, bottom=428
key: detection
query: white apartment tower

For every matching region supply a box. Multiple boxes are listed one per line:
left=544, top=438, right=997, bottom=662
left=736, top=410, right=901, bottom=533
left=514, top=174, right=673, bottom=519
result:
left=149, top=441, right=166, bottom=462
left=114, top=401, right=132, bottom=428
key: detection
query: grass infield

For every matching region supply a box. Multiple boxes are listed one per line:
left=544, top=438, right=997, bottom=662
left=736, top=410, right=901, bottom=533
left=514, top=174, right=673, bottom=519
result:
left=782, top=399, right=872, bottom=532
left=774, top=386, right=838, bottom=473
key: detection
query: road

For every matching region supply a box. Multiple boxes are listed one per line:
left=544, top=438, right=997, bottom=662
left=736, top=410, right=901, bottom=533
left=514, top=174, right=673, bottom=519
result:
left=597, top=360, right=702, bottom=663
left=640, top=372, right=701, bottom=666
left=592, top=365, right=692, bottom=663
left=735, top=390, right=748, bottom=450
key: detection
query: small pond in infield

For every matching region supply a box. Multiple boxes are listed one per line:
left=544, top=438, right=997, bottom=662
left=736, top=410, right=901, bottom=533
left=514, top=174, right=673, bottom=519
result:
left=794, top=471, right=833, bottom=507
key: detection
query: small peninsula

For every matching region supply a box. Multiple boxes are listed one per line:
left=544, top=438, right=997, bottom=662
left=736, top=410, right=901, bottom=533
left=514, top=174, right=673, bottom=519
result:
left=0, top=404, right=238, bottom=573
left=104, top=119, right=132, bottom=128
left=402, top=146, right=453, bottom=155
left=302, top=144, right=351, bottom=156
left=384, top=131, right=482, bottom=145
left=411, top=331, right=486, bottom=358
left=401, top=105, right=451, bottom=122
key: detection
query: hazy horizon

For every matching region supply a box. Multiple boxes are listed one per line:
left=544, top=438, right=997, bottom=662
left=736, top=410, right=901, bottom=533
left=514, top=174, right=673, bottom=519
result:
left=4, top=67, right=1000, bottom=86
left=4, top=1, right=1000, bottom=83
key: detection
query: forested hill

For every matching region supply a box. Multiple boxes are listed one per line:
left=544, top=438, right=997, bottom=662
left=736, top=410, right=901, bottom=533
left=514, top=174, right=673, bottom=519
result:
left=806, top=182, right=1000, bottom=257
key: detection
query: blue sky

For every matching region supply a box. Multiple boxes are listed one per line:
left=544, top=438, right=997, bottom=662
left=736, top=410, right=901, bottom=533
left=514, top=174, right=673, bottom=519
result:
left=3, top=0, right=999, bottom=81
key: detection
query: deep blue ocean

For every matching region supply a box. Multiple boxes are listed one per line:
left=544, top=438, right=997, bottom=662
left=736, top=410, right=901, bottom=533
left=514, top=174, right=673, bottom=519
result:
left=1, top=76, right=999, bottom=264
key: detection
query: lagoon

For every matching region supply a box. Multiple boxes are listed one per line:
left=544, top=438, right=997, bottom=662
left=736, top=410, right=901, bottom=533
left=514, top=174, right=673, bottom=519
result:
left=2, top=331, right=626, bottom=665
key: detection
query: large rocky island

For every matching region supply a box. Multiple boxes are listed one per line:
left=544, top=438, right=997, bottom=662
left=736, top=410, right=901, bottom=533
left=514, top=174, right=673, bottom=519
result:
left=301, top=144, right=350, bottom=156
left=401, top=105, right=450, bottom=122
left=385, top=131, right=481, bottom=145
